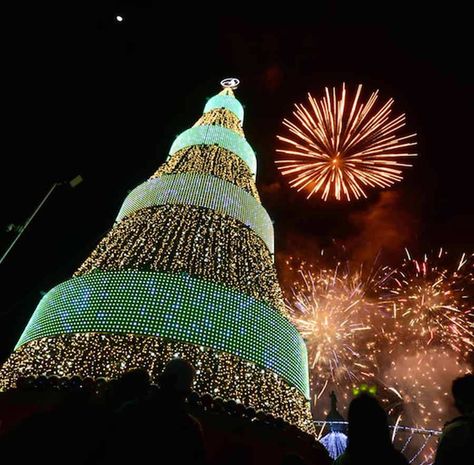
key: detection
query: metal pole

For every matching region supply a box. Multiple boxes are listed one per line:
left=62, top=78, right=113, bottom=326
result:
left=0, top=182, right=60, bottom=265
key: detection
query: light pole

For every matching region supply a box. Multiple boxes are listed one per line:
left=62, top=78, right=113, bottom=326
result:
left=0, top=175, right=83, bottom=266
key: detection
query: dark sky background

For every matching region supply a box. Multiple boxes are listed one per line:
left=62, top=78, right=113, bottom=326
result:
left=1, top=2, right=472, bottom=360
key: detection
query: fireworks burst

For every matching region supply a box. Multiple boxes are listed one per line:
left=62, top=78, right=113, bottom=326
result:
left=378, top=249, right=474, bottom=356
left=284, top=251, right=473, bottom=431
left=276, top=83, right=417, bottom=201
left=286, top=261, right=380, bottom=412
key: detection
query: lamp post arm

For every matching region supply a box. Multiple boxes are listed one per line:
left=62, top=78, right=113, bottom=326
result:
left=0, top=182, right=60, bottom=265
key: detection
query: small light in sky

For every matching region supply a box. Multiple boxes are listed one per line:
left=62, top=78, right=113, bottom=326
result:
left=116, top=15, right=123, bottom=22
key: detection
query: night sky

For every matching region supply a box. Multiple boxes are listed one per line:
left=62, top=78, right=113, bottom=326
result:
left=1, top=2, right=472, bottom=360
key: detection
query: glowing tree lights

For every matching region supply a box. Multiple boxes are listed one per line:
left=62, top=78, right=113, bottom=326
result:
left=0, top=82, right=315, bottom=434
left=276, top=84, right=417, bottom=201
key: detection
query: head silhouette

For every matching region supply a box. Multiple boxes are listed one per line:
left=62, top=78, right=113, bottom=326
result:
left=346, top=393, right=392, bottom=457
left=159, top=358, right=195, bottom=396
left=452, top=373, right=474, bottom=415
left=115, top=368, right=150, bottom=402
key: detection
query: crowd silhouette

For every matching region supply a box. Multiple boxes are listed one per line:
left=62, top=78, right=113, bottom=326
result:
left=0, top=359, right=327, bottom=465
left=0, top=363, right=472, bottom=465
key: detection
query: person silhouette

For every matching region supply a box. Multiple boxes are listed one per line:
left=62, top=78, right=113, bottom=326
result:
left=434, top=373, right=474, bottom=465
left=334, top=393, right=408, bottom=465
left=103, top=361, right=206, bottom=465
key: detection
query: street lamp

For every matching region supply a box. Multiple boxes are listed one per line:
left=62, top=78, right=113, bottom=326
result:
left=0, top=175, right=83, bottom=265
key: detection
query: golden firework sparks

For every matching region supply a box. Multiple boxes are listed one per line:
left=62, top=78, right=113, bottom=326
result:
left=382, top=348, right=471, bottom=429
left=285, top=261, right=381, bottom=413
left=283, top=252, right=473, bottom=432
left=378, top=249, right=474, bottom=356
left=377, top=250, right=474, bottom=430
left=276, top=84, right=417, bottom=201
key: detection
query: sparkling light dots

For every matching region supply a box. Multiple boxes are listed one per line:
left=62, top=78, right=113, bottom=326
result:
left=169, top=125, right=257, bottom=177
left=204, top=94, right=244, bottom=122
left=117, top=173, right=274, bottom=253
left=17, top=269, right=309, bottom=396
left=153, top=145, right=261, bottom=200
left=195, top=108, right=244, bottom=136
left=75, top=204, right=286, bottom=317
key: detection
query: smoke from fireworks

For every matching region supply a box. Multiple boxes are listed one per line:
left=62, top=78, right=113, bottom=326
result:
left=276, top=84, right=417, bottom=201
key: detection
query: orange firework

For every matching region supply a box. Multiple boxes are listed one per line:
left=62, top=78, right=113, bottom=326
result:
left=276, top=84, right=417, bottom=201
left=378, top=249, right=474, bottom=356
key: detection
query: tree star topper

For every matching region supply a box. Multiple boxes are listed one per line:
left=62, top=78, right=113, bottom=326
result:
left=221, top=78, right=240, bottom=90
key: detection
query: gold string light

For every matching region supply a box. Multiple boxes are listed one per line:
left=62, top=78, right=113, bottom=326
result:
left=75, top=205, right=286, bottom=318
left=116, top=173, right=274, bottom=253
left=152, top=145, right=260, bottom=201
left=194, top=108, right=244, bottom=136
left=0, top=332, right=315, bottom=434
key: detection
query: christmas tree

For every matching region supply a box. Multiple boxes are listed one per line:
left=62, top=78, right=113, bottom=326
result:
left=0, top=80, right=313, bottom=433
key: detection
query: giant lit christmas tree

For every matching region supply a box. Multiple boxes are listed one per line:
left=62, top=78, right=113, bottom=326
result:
left=0, top=80, right=314, bottom=433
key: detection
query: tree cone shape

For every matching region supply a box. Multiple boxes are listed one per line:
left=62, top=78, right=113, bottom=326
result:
left=0, top=87, right=315, bottom=434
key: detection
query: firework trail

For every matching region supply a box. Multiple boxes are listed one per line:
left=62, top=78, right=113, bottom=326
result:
left=376, top=249, right=474, bottom=430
